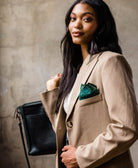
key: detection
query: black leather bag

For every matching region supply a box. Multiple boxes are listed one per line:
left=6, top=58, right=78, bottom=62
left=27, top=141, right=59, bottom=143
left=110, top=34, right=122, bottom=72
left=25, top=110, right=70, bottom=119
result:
left=15, top=101, right=56, bottom=168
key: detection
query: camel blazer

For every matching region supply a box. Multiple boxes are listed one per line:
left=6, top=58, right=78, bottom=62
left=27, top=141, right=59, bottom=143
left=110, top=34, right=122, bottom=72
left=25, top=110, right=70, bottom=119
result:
left=40, top=51, right=138, bottom=168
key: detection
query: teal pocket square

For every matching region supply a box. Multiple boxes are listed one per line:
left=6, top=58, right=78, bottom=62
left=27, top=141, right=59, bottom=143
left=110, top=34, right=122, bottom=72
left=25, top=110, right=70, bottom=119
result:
left=78, top=83, right=99, bottom=100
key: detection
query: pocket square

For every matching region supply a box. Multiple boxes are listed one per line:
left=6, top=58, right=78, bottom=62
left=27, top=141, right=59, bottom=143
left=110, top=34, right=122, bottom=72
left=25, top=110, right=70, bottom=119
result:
left=78, top=83, right=99, bottom=100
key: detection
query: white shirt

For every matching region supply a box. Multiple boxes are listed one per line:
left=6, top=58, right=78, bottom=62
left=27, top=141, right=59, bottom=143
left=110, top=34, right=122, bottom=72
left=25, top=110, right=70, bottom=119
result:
left=63, top=88, right=73, bottom=114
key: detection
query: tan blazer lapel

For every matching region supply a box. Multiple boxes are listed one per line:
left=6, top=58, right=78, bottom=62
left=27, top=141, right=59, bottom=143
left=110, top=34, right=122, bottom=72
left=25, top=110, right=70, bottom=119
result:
left=66, top=53, right=102, bottom=121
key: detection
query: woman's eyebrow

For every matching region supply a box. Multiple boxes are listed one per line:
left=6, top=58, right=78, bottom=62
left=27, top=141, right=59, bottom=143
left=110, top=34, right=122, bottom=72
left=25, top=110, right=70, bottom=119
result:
left=71, top=12, right=95, bottom=16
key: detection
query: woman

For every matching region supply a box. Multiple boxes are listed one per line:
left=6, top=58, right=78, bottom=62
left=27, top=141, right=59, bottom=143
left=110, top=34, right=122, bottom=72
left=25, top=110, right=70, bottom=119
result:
left=40, top=0, right=138, bottom=167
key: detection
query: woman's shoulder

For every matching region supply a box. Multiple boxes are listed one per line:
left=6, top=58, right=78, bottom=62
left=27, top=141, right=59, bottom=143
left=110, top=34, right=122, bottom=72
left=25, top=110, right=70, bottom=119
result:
left=99, top=51, right=129, bottom=65
left=100, top=51, right=123, bottom=60
left=98, top=51, right=132, bottom=76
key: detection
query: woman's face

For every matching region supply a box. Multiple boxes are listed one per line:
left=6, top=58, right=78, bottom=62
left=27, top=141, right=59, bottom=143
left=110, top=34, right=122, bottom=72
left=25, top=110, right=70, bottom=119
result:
left=69, top=3, right=98, bottom=46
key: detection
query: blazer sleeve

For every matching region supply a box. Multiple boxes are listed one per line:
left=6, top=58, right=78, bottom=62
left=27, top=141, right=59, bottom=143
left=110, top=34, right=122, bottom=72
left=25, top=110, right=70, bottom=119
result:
left=76, top=55, right=138, bottom=167
left=40, top=88, right=59, bottom=132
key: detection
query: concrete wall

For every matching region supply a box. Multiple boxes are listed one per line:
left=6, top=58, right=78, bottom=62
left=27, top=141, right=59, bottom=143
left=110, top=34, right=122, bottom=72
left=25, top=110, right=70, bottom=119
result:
left=0, top=0, right=137, bottom=167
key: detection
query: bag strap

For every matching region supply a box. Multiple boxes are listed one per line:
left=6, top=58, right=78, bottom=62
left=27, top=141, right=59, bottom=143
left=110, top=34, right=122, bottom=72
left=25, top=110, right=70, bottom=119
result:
left=15, top=108, right=31, bottom=168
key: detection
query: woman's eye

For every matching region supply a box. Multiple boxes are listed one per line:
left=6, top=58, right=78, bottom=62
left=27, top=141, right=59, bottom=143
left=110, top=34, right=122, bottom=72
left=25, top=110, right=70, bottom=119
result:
left=70, top=17, right=76, bottom=22
left=83, top=17, right=93, bottom=22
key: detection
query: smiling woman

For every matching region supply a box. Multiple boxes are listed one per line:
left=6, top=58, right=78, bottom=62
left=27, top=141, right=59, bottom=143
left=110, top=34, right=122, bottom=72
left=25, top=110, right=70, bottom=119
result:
left=69, top=3, right=98, bottom=51
left=40, top=0, right=138, bottom=168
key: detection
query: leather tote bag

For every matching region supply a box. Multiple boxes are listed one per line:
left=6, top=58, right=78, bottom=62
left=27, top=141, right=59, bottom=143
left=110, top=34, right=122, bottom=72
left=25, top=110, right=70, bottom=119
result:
left=15, top=101, right=56, bottom=168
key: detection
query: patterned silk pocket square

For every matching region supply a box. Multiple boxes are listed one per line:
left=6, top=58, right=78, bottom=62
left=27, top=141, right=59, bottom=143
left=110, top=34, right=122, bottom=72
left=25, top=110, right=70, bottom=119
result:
left=78, top=83, right=99, bottom=100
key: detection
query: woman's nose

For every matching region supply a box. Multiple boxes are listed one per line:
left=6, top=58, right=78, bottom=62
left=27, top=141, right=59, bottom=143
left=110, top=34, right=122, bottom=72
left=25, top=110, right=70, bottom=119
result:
left=74, top=19, right=82, bottom=29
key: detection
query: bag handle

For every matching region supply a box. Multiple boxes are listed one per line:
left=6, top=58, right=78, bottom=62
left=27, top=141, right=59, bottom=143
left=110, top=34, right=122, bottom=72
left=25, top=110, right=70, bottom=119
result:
left=15, top=108, right=31, bottom=168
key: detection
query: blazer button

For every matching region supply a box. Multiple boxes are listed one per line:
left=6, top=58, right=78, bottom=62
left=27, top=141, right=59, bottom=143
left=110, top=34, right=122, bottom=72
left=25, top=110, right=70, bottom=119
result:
left=67, top=121, right=73, bottom=128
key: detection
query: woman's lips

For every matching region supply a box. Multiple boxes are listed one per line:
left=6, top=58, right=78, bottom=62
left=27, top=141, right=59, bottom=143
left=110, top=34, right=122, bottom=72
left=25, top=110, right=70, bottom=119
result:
left=72, top=32, right=84, bottom=37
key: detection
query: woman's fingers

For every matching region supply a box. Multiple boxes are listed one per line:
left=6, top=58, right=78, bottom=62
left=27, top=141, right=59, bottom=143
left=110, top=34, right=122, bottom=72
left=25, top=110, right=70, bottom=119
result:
left=61, top=145, right=79, bottom=168
left=62, top=145, right=70, bottom=151
left=51, top=73, right=62, bottom=79
left=46, top=73, right=62, bottom=91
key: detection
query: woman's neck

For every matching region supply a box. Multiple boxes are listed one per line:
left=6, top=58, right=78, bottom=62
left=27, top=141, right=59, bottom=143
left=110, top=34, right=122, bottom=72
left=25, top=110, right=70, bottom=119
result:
left=81, top=44, right=89, bottom=62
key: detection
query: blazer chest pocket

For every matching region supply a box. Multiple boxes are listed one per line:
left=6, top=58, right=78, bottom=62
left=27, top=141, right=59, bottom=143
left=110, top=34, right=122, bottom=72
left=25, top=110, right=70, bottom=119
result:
left=77, top=93, right=103, bottom=107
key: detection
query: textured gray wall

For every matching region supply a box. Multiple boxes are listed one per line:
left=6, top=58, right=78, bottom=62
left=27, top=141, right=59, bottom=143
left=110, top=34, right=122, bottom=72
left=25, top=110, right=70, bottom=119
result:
left=0, top=0, right=137, bottom=168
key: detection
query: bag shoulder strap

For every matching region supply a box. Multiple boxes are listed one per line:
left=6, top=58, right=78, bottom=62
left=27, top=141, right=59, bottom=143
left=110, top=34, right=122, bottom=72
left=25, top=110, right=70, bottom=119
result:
left=15, top=108, right=31, bottom=168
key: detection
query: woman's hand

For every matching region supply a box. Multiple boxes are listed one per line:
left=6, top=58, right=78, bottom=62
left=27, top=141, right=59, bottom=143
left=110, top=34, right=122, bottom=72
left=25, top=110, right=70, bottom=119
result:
left=46, top=73, right=62, bottom=91
left=61, top=145, right=79, bottom=168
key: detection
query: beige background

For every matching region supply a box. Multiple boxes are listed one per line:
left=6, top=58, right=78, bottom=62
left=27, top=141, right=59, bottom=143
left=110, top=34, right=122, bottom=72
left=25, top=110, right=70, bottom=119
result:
left=0, top=0, right=137, bottom=167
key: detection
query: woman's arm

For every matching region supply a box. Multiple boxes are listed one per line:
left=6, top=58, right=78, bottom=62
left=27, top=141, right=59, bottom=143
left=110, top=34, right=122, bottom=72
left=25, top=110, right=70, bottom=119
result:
left=75, top=55, right=138, bottom=167
left=40, top=74, right=62, bottom=131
